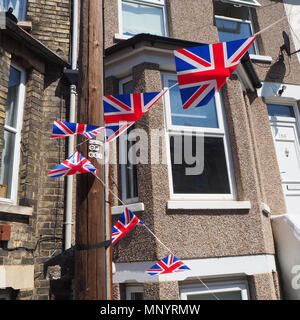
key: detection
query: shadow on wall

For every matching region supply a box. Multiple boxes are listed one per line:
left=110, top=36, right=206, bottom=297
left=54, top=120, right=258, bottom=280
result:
left=264, top=59, right=286, bottom=84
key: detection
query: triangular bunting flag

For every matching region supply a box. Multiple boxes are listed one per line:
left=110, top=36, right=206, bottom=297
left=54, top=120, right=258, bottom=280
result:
left=146, top=254, right=190, bottom=276
left=174, top=35, right=257, bottom=108
left=51, top=121, right=105, bottom=139
left=103, top=90, right=167, bottom=142
left=111, top=207, right=144, bottom=245
left=48, top=151, right=97, bottom=178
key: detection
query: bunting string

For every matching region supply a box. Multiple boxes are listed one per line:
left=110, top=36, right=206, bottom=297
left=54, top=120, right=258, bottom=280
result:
left=93, top=172, right=220, bottom=300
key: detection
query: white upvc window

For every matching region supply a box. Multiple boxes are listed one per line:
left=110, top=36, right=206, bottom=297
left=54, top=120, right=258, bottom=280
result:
left=214, top=0, right=258, bottom=55
left=118, top=0, right=168, bottom=38
left=180, top=281, right=250, bottom=300
left=126, top=285, right=144, bottom=300
left=0, top=0, right=28, bottom=20
left=220, top=0, right=261, bottom=8
left=163, top=73, right=236, bottom=200
left=119, top=76, right=139, bottom=204
left=0, top=64, right=25, bottom=204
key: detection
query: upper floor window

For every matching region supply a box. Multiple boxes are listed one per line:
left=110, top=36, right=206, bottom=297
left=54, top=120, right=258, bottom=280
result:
left=163, top=74, right=236, bottom=200
left=0, top=0, right=28, bottom=20
left=214, top=0, right=258, bottom=54
left=119, top=0, right=168, bottom=37
left=0, top=64, right=25, bottom=203
left=219, top=0, right=261, bottom=7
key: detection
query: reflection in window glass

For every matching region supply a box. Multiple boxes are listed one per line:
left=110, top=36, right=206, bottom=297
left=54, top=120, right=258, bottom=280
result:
left=169, top=80, right=219, bottom=129
left=215, top=18, right=255, bottom=54
left=122, top=1, right=165, bottom=36
left=170, top=135, right=230, bottom=194
left=5, top=67, right=21, bottom=128
left=0, top=0, right=28, bottom=20
left=267, top=104, right=295, bottom=118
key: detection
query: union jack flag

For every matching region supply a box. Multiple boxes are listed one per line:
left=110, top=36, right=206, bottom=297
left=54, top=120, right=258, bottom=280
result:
left=111, top=207, right=144, bottom=245
left=48, top=151, right=97, bottom=178
left=51, top=121, right=105, bottom=139
left=103, top=90, right=167, bottom=142
left=174, top=36, right=257, bottom=109
left=146, top=254, right=190, bottom=276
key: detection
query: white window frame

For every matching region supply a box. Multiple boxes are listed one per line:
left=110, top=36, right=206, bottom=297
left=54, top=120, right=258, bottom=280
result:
left=162, top=73, right=236, bottom=200
left=0, top=0, right=28, bottom=20
left=0, top=63, right=26, bottom=205
left=219, top=0, right=261, bottom=8
left=215, top=12, right=259, bottom=55
left=119, top=76, right=139, bottom=204
left=180, top=280, right=250, bottom=300
left=126, top=285, right=144, bottom=300
left=117, top=0, right=168, bottom=39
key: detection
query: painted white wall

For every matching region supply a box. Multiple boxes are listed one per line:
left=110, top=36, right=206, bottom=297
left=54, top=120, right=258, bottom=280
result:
left=283, top=0, right=300, bottom=63
left=113, top=254, right=276, bottom=284
left=272, top=215, right=300, bottom=300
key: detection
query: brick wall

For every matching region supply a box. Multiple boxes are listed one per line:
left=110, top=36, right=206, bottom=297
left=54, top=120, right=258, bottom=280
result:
left=26, top=0, right=71, bottom=60
left=0, top=0, right=71, bottom=300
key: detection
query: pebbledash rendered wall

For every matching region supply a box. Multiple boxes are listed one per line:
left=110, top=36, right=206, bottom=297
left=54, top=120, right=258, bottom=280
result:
left=0, top=1, right=71, bottom=300
left=104, top=0, right=300, bottom=300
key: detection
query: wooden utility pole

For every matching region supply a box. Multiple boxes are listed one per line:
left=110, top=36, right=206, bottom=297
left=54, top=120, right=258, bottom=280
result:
left=75, top=0, right=107, bottom=300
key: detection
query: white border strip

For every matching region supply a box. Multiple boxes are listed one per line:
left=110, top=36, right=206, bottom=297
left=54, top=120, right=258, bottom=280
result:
left=167, top=200, right=251, bottom=210
left=113, top=254, right=276, bottom=283
left=112, top=202, right=145, bottom=215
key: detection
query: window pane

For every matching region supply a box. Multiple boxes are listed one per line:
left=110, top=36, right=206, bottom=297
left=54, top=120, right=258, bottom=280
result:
left=214, top=1, right=250, bottom=20
left=122, top=1, right=165, bottom=36
left=216, top=18, right=255, bottom=54
left=130, top=292, right=144, bottom=300
left=0, top=130, right=16, bottom=199
left=267, top=104, right=295, bottom=118
left=187, top=290, right=242, bottom=300
left=168, top=80, right=219, bottom=128
left=170, top=135, right=230, bottom=194
left=0, top=0, right=28, bottom=20
left=126, top=126, right=138, bottom=199
left=5, top=66, right=21, bottom=129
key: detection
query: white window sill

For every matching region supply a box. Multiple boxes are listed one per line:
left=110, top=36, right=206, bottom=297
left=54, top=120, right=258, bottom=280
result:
left=111, top=202, right=145, bottom=215
left=0, top=202, right=33, bottom=216
left=249, top=54, right=272, bottom=63
left=114, top=33, right=132, bottom=41
left=167, top=200, right=251, bottom=211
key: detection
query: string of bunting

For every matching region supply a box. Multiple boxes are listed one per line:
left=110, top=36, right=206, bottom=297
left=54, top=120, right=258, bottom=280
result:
left=48, top=15, right=295, bottom=301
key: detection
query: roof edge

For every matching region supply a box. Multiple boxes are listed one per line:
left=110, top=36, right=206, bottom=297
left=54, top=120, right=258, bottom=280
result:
left=2, top=17, right=70, bottom=68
